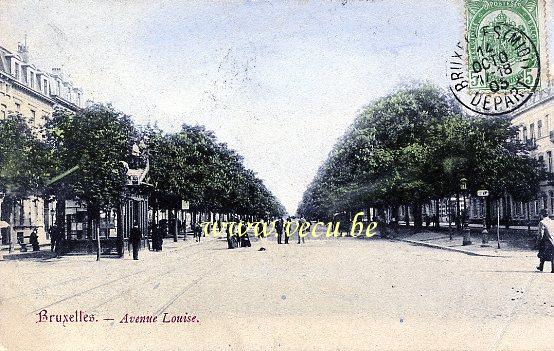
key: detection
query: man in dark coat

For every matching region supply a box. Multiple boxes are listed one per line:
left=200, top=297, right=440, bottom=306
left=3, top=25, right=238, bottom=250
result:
left=129, top=224, right=142, bottom=260
left=276, top=218, right=284, bottom=244
left=29, top=228, right=40, bottom=251
left=157, top=225, right=164, bottom=251
left=49, top=225, right=57, bottom=252
left=53, top=226, right=64, bottom=258
left=284, top=217, right=291, bottom=244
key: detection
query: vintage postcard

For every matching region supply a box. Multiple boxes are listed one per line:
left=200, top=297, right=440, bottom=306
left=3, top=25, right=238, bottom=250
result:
left=1, top=1, right=553, bottom=350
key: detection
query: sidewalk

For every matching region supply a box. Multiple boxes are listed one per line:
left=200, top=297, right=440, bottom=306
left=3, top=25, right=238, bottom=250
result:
left=0, top=235, right=210, bottom=261
left=388, top=227, right=537, bottom=258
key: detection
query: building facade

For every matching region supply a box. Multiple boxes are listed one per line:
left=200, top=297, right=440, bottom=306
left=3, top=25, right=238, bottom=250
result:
left=462, top=86, right=554, bottom=226
left=0, top=41, right=84, bottom=250
left=0, top=42, right=83, bottom=127
left=508, top=87, right=554, bottom=222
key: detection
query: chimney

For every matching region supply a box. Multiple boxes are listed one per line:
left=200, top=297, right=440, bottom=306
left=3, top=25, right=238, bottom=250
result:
left=51, top=67, right=61, bottom=77
left=17, top=38, right=29, bottom=63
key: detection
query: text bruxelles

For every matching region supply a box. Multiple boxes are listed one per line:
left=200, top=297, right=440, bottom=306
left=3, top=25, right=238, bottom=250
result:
left=201, top=212, right=378, bottom=239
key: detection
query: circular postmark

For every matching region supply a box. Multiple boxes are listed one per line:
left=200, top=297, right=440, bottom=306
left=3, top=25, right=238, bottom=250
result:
left=448, top=21, right=540, bottom=116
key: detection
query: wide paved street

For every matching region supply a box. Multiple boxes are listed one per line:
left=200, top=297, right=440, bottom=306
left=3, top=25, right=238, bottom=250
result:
left=1, top=232, right=552, bottom=351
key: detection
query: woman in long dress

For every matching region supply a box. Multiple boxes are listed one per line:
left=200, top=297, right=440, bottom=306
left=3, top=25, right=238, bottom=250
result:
left=537, top=209, right=554, bottom=273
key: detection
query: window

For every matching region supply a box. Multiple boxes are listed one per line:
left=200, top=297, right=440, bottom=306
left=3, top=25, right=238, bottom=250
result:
left=530, top=123, right=535, bottom=140
left=522, top=126, right=528, bottom=142
left=15, top=102, right=20, bottom=111
left=14, top=62, right=19, bottom=79
left=548, top=151, right=552, bottom=173
left=1, top=104, right=6, bottom=119
left=30, top=72, right=35, bottom=88
left=538, top=119, right=543, bottom=138
left=30, top=109, right=36, bottom=122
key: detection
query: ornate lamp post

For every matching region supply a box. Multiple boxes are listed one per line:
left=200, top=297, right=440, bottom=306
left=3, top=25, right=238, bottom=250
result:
left=460, top=178, right=472, bottom=246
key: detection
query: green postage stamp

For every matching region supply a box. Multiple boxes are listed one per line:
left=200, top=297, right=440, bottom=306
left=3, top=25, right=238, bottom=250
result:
left=450, top=0, right=550, bottom=115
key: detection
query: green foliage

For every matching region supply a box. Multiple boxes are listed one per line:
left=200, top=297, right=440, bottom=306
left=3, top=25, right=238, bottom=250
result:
left=147, top=124, right=286, bottom=217
left=3, top=104, right=285, bottom=218
left=0, top=113, right=54, bottom=198
left=298, top=83, right=545, bottom=220
left=46, top=104, right=136, bottom=211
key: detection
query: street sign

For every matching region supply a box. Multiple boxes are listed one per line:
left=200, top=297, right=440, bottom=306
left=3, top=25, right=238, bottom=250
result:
left=477, top=190, right=489, bottom=197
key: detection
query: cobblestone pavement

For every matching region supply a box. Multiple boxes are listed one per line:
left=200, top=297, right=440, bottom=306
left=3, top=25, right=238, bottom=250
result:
left=1, top=230, right=552, bottom=351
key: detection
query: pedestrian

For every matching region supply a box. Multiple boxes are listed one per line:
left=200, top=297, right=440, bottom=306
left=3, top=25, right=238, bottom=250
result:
left=157, top=225, right=164, bottom=251
left=276, top=218, right=284, bottom=244
left=298, top=217, right=307, bottom=244
left=54, top=226, right=64, bottom=258
left=537, top=209, right=554, bottom=273
left=240, top=230, right=252, bottom=247
left=29, top=227, right=40, bottom=251
left=226, top=223, right=235, bottom=249
left=284, top=217, right=291, bottom=244
left=194, top=223, right=201, bottom=242
left=129, top=223, right=142, bottom=260
left=49, top=225, right=57, bottom=252
left=116, top=233, right=124, bottom=257
left=151, top=225, right=160, bottom=251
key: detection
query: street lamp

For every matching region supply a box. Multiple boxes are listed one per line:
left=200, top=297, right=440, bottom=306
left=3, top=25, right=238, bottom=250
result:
left=460, top=178, right=472, bottom=246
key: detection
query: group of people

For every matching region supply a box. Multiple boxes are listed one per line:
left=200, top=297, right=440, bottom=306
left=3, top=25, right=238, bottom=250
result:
left=275, top=217, right=307, bottom=244
left=17, top=224, right=64, bottom=256
left=219, top=216, right=310, bottom=249
left=224, top=220, right=252, bottom=249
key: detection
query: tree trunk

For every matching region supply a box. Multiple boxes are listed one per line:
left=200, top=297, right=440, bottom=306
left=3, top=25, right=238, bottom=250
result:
left=404, top=205, right=410, bottom=226
left=87, top=203, right=94, bottom=252
left=95, top=210, right=101, bottom=261
left=55, top=194, right=66, bottom=239
left=434, top=199, right=440, bottom=227
left=486, top=196, right=492, bottom=230
left=526, top=202, right=531, bottom=237
left=413, top=200, right=423, bottom=228
left=391, top=206, right=399, bottom=223
left=173, top=208, right=178, bottom=242
left=456, top=193, right=461, bottom=230
left=504, top=195, right=511, bottom=229
left=116, top=203, right=124, bottom=257
left=183, top=210, right=187, bottom=240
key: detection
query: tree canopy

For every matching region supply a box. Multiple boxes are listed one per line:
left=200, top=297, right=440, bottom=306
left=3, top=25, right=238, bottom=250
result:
left=148, top=124, right=285, bottom=217
left=297, top=84, right=544, bottom=223
left=0, top=103, right=285, bottom=222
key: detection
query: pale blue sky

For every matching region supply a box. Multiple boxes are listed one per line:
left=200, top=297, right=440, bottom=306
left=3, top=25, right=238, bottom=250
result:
left=2, top=1, right=553, bottom=213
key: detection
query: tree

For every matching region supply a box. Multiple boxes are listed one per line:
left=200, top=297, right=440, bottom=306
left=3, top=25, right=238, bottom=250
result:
left=0, top=113, right=54, bottom=197
left=0, top=113, right=55, bottom=238
left=298, top=83, right=545, bottom=228
left=148, top=123, right=285, bottom=236
left=47, top=104, right=137, bottom=254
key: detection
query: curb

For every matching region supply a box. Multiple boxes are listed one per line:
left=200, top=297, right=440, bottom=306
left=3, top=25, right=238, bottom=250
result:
left=1, top=251, right=57, bottom=261
left=392, top=238, right=511, bottom=258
